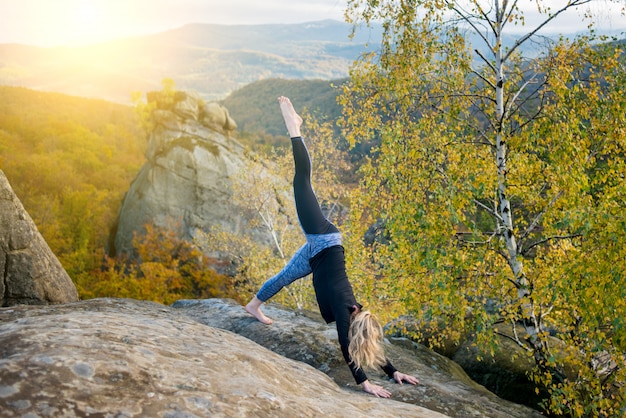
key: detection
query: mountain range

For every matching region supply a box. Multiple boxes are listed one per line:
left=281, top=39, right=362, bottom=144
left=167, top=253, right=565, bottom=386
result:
left=0, top=20, right=382, bottom=103
left=1, top=19, right=618, bottom=106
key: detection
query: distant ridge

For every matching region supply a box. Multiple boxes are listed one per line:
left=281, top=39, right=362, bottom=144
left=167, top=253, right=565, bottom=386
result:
left=1, top=19, right=616, bottom=104
left=151, top=20, right=383, bottom=51
left=0, top=20, right=382, bottom=103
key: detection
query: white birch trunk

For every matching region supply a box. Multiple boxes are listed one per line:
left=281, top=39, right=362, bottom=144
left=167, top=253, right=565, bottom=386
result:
left=493, top=0, right=542, bottom=351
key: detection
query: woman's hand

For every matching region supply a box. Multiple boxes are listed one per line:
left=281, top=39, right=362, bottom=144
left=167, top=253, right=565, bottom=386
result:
left=361, top=380, right=392, bottom=398
left=393, top=371, right=419, bottom=385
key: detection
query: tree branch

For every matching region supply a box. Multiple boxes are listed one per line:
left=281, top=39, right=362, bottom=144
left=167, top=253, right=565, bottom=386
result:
left=521, top=234, right=583, bottom=256
left=473, top=199, right=504, bottom=223
left=519, top=190, right=563, bottom=242
left=475, top=49, right=497, bottom=74
left=448, top=1, right=495, bottom=51
left=504, top=73, right=538, bottom=121
left=503, top=0, right=519, bottom=29
left=504, top=0, right=594, bottom=62
left=494, top=322, right=534, bottom=352
left=471, top=68, right=497, bottom=90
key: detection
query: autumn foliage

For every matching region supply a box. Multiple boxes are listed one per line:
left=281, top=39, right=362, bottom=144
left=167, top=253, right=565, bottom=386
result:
left=79, top=223, right=238, bottom=305
left=0, top=85, right=237, bottom=306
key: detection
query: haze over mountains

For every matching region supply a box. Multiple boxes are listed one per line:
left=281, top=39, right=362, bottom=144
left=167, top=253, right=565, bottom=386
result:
left=0, top=20, right=382, bottom=103
left=1, top=19, right=619, bottom=105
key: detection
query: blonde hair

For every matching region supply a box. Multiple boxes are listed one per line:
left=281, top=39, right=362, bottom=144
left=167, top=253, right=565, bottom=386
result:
left=348, top=310, right=387, bottom=370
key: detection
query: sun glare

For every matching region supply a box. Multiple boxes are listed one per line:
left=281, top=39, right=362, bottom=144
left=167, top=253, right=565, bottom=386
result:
left=29, top=0, right=138, bottom=46
left=76, top=1, right=100, bottom=26
left=68, top=0, right=112, bottom=45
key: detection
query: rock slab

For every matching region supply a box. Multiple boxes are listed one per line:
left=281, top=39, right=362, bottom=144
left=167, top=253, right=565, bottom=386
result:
left=0, top=298, right=447, bottom=418
left=173, top=298, right=544, bottom=418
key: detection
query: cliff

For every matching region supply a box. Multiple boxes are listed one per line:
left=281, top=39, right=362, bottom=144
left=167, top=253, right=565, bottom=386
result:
left=0, top=170, right=78, bottom=306
left=112, top=91, right=272, bottom=256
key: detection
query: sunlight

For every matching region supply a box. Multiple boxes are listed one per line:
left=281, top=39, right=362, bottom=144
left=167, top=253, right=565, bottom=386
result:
left=25, top=0, right=137, bottom=46
left=75, top=1, right=100, bottom=27
left=67, top=0, right=112, bottom=45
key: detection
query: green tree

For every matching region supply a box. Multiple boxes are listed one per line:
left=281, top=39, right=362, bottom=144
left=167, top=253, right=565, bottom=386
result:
left=131, top=77, right=178, bottom=135
left=341, top=1, right=625, bottom=415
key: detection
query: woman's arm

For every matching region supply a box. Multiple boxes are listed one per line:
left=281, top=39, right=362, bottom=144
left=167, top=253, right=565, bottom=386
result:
left=382, top=359, right=419, bottom=385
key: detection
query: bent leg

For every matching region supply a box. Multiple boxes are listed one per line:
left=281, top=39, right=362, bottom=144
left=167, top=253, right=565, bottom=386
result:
left=246, top=244, right=312, bottom=325
left=256, top=243, right=312, bottom=301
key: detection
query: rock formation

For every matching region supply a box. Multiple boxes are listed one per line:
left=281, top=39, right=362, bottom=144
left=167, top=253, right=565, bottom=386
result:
left=173, top=298, right=544, bottom=418
left=112, top=91, right=266, bottom=256
left=0, top=170, right=78, bottom=306
left=385, top=315, right=545, bottom=409
left=0, top=298, right=447, bottom=417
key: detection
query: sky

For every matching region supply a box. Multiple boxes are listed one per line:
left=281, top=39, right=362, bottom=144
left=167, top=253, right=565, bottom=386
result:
left=1, top=0, right=625, bottom=47
left=0, top=0, right=347, bottom=46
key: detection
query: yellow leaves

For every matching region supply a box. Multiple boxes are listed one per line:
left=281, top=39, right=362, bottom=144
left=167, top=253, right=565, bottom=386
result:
left=79, top=221, right=239, bottom=305
left=342, top=2, right=626, bottom=415
left=0, top=86, right=147, bottom=285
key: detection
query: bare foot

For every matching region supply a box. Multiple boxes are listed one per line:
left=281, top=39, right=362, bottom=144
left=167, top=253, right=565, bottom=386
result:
left=244, top=297, right=273, bottom=325
left=278, top=96, right=303, bottom=138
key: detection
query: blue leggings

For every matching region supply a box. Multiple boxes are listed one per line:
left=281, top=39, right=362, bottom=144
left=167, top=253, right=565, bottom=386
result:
left=256, top=137, right=341, bottom=302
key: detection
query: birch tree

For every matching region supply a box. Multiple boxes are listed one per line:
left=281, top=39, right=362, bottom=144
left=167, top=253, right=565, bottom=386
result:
left=340, top=1, right=625, bottom=415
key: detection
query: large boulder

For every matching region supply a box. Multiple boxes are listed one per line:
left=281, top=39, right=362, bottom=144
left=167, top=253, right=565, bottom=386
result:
left=0, top=170, right=78, bottom=306
left=0, top=298, right=446, bottom=417
left=451, top=324, right=546, bottom=410
left=385, top=315, right=548, bottom=410
left=112, top=91, right=265, bottom=256
left=173, top=298, right=543, bottom=418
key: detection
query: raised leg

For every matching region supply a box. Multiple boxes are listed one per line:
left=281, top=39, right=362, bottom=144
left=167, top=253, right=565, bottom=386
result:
left=278, top=96, right=302, bottom=138
left=279, top=96, right=338, bottom=236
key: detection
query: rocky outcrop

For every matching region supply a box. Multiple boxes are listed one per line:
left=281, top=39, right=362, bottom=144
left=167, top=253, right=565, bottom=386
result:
left=0, top=170, right=78, bottom=306
left=0, top=298, right=447, bottom=417
left=386, top=316, right=546, bottom=409
left=173, top=298, right=543, bottom=418
left=112, top=91, right=264, bottom=256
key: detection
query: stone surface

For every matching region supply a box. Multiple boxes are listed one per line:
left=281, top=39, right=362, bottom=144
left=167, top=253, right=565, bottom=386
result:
left=0, top=170, right=78, bottom=306
left=0, top=298, right=447, bottom=417
left=451, top=324, right=544, bottom=409
left=386, top=314, right=547, bottom=409
left=173, top=298, right=544, bottom=418
left=112, top=92, right=268, bottom=256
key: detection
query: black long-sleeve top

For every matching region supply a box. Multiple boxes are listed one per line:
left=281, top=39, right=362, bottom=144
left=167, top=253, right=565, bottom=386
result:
left=310, top=245, right=397, bottom=384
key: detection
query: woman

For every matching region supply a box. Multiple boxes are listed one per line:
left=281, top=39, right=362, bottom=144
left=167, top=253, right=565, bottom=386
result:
left=245, top=96, right=419, bottom=398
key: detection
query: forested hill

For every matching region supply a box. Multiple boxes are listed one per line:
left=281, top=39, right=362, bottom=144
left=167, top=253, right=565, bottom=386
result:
left=2, top=18, right=621, bottom=105
left=221, top=77, right=344, bottom=136
left=0, top=20, right=380, bottom=103
left=0, top=86, right=146, bottom=282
